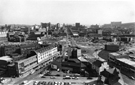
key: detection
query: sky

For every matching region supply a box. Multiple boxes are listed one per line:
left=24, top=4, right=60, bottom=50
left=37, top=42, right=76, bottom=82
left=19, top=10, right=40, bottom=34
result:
left=0, top=0, right=135, bottom=25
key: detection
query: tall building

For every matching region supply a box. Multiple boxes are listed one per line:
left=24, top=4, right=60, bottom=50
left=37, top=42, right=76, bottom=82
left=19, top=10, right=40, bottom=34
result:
left=56, top=23, right=60, bottom=29
left=41, top=22, right=51, bottom=36
left=41, top=23, right=47, bottom=28
left=41, top=22, right=51, bottom=29
left=75, top=23, right=80, bottom=28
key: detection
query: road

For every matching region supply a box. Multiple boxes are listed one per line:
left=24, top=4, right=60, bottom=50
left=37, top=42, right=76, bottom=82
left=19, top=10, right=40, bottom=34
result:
left=68, top=36, right=135, bottom=85
left=79, top=45, right=135, bottom=85
left=33, top=77, right=97, bottom=83
left=122, top=74, right=135, bottom=85
left=78, top=44, right=135, bottom=85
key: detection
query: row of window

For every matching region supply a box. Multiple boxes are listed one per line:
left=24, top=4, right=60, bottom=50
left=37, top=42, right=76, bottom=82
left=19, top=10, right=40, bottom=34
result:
left=37, top=47, right=58, bottom=63
left=18, top=55, right=37, bottom=68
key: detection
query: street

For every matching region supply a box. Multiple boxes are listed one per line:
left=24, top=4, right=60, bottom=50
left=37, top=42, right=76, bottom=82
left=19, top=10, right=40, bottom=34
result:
left=67, top=35, right=135, bottom=85
left=77, top=43, right=135, bottom=85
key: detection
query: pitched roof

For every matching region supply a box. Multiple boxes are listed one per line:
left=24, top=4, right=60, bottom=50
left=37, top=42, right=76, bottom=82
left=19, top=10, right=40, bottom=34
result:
left=98, top=50, right=112, bottom=61
left=100, top=69, right=110, bottom=78
left=92, top=60, right=103, bottom=67
left=80, top=63, right=86, bottom=68
left=78, top=57, right=88, bottom=62
left=68, top=59, right=81, bottom=63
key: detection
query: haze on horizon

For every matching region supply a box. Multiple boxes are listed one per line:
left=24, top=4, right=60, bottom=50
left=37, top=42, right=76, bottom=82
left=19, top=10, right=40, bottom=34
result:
left=0, top=0, right=135, bottom=25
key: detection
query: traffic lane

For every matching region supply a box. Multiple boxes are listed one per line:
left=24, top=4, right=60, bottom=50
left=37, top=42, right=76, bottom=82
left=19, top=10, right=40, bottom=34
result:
left=33, top=77, right=98, bottom=83
left=13, top=66, right=48, bottom=84
left=122, top=74, right=135, bottom=85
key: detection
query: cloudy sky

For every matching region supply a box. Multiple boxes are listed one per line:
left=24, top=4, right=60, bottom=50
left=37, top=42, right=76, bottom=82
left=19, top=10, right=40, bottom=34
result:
left=0, top=0, right=135, bottom=25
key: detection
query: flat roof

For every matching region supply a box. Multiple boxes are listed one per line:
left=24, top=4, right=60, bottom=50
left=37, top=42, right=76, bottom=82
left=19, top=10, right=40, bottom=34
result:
left=117, top=58, right=135, bottom=67
left=35, top=45, right=54, bottom=53
left=78, top=57, right=88, bottom=62
left=109, top=53, right=120, bottom=56
left=0, top=56, right=12, bottom=62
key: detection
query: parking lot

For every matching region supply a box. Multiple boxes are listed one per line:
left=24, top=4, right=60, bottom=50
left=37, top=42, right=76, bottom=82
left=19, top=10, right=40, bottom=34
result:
left=32, top=70, right=98, bottom=85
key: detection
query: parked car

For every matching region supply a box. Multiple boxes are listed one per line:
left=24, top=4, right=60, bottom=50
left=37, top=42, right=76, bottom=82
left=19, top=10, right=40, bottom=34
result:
left=50, top=76, right=55, bottom=79
left=63, top=76, right=71, bottom=79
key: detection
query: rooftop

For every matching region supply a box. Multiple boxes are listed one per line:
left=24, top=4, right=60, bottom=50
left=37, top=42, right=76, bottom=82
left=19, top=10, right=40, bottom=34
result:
left=0, top=56, right=12, bottom=62
left=98, top=50, right=112, bottom=61
left=78, top=57, right=88, bottom=62
left=35, top=45, right=55, bottom=53
left=117, top=58, right=135, bottom=67
left=109, top=53, right=120, bottom=56
left=92, top=60, right=103, bottom=67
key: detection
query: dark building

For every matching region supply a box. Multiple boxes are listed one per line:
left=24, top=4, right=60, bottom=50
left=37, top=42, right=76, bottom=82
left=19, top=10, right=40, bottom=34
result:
left=0, top=46, right=5, bottom=57
left=68, top=47, right=81, bottom=59
left=92, top=60, right=103, bottom=74
left=6, top=63, right=19, bottom=77
left=71, top=49, right=77, bottom=58
left=67, top=47, right=72, bottom=57
left=75, top=23, right=80, bottom=28
left=104, top=44, right=119, bottom=52
left=111, top=22, right=122, bottom=28
left=41, top=23, right=48, bottom=28
left=61, top=58, right=85, bottom=73
left=56, top=23, right=60, bottom=29
left=41, top=22, right=51, bottom=34
left=90, top=24, right=100, bottom=29
left=117, top=37, right=131, bottom=43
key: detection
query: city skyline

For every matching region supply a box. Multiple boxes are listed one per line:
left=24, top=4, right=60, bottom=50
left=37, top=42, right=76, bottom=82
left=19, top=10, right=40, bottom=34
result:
left=0, top=0, right=135, bottom=25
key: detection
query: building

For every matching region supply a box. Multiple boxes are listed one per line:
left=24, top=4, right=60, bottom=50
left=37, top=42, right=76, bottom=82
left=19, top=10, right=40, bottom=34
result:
left=108, top=53, right=135, bottom=79
left=102, top=22, right=135, bottom=31
left=0, top=43, right=60, bottom=78
left=67, top=46, right=82, bottom=59
left=72, top=32, right=79, bottom=37
left=92, top=60, right=108, bottom=74
left=61, top=58, right=86, bottom=73
left=75, top=23, right=80, bottom=28
left=104, top=44, right=119, bottom=52
left=111, top=22, right=122, bottom=28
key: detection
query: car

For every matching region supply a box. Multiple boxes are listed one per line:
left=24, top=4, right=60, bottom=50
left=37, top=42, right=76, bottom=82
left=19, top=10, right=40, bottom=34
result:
left=74, top=74, right=80, bottom=77
left=71, top=76, right=78, bottom=80
left=63, top=76, right=71, bottom=79
left=55, top=74, right=60, bottom=76
left=37, top=81, right=44, bottom=85
left=41, top=76, right=46, bottom=78
left=50, top=76, right=56, bottom=79
left=128, top=76, right=135, bottom=80
left=87, top=77, right=93, bottom=79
